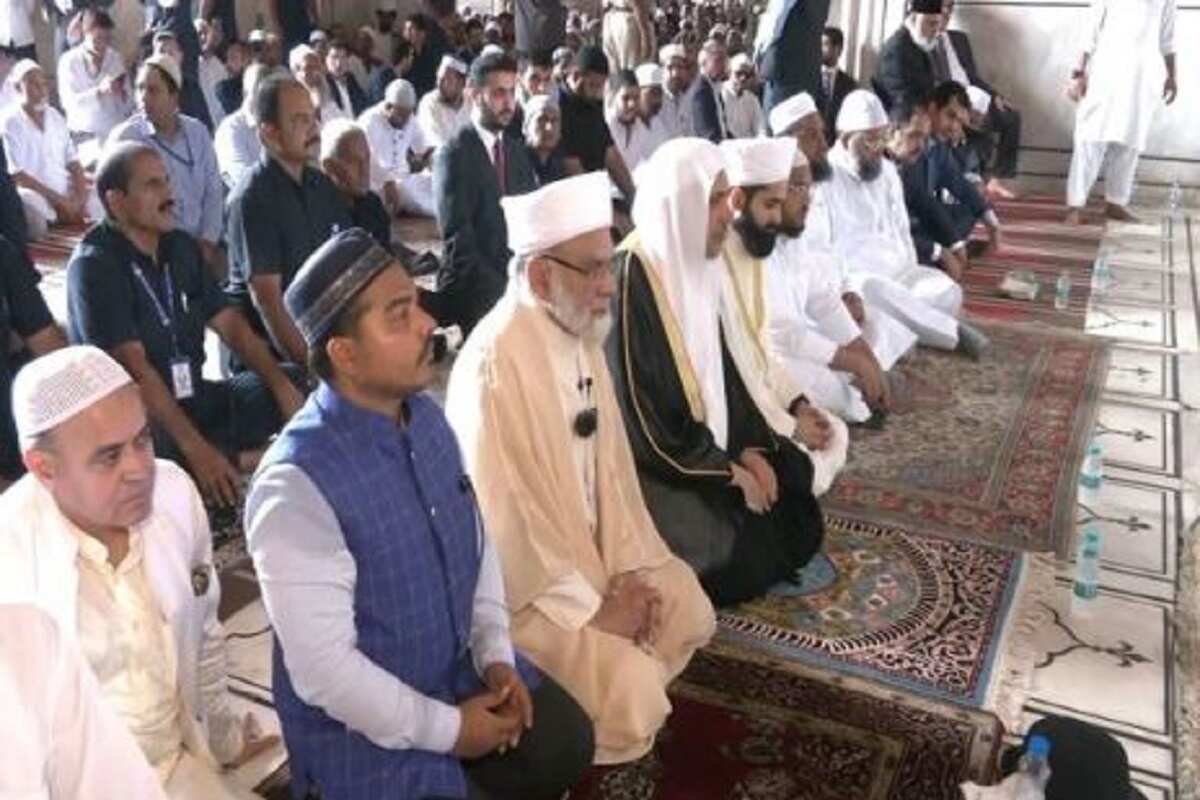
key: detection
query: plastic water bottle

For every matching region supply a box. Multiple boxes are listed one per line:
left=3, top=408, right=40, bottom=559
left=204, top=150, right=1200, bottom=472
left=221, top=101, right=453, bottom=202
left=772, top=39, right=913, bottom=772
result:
left=1092, top=252, right=1111, bottom=295
left=1054, top=270, right=1071, bottom=311
left=1079, top=438, right=1103, bottom=504
left=1168, top=178, right=1183, bottom=220
left=1008, top=735, right=1053, bottom=798
left=1073, top=528, right=1103, bottom=604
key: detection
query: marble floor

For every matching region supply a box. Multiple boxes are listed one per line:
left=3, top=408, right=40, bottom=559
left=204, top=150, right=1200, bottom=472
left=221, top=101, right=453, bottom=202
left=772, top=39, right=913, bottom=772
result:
left=1015, top=209, right=1199, bottom=800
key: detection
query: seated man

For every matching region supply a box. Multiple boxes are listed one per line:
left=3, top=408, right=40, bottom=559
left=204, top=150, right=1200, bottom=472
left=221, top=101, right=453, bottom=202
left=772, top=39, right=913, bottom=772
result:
left=325, top=39, right=368, bottom=118
left=67, top=143, right=305, bottom=508
left=690, top=38, right=729, bottom=143
left=810, top=90, right=989, bottom=358
left=417, top=54, right=472, bottom=149
left=718, top=136, right=851, bottom=480
left=215, top=40, right=250, bottom=116
left=2, top=60, right=99, bottom=239
left=634, top=62, right=670, bottom=154
left=290, top=43, right=345, bottom=125
left=57, top=9, right=132, bottom=161
left=0, top=604, right=168, bottom=800
left=446, top=172, right=715, bottom=765
left=0, top=346, right=277, bottom=798
left=607, top=69, right=656, bottom=180
left=224, top=74, right=353, bottom=369
left=245, top=228, right=595, bottom=800
left=556, top=45, right=635, bottom=203
left=523, top=94, right=567, bottom=186
left=319, top=118, right=393, bottom=249
left=109, top=56, right=225, bottom=277
left=195, top=17, right=229, bottom=128
left=768, top=92, right=918, bottom=390
left=214, top=63, right=269, bottom=189
left=721, top=54, right=766, bottom=139
left=433, top=51, right=537, bottom=332
left=874, top=0, right=942, bottom=114
left=605, top=138, right=825, bottom=607
left=359, top=78, right=436, bottom=217
left=937, top=0, right=1022, bottom=198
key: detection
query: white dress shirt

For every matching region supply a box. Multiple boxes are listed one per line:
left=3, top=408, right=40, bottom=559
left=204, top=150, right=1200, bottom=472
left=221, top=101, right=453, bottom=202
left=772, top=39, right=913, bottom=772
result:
left=1, top=104, right=78, bottom=197
left=197, top=53, right=229, bottom=128
left=0, top=0, right=36, bottom=50
left=720, top=84, right=766, bottom=139
left=606, top=112, right=656, bottom=179
left=246, top=461, right=518, bottom=755
left=213, top=108, right=262, bottom=189
left=0, top=604, right=169, bottom=800
left=57, top=44, right=132, bottom=139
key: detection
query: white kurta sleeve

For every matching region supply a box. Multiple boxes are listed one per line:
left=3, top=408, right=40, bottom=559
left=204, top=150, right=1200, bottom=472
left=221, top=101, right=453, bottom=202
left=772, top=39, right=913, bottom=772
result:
left=531, top=571, right=604, bottom=632
left=1160, top=0, right=1176, bottom=54
left=246, top=463, right=463, bottom=755
left=1082, top=0, right=1108, bottom=55
left=468, top=531, right=519, bottom=675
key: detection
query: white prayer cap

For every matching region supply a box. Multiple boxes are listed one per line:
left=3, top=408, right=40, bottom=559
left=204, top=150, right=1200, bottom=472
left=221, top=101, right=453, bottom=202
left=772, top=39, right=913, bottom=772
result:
left=720, top=137, right=796, bottom=187
left=438, top=54, right=468, bottom=79
left=288, top=43, right=317, bottom=73
left=384, top=78, right=417, bottom=108
left=836, top=89, right=888, bottom=134
left=767, top=91, right=817, bottom=135
left=659, top=43, right=687, bottom=64
left=480, top=44, right=506, bottom=59
left=729, top=53, right=753, bottom=73
left=247, top=28, right=268, bottom=44
left=967, top=85, right=992, bottom=116
left=142, top=53, right=182, bottom=92
left=502, top=172, right=613, bottom=256
left=7, top=59, right=42, bottom=87
left=635, top=63, right=663, bottom=87
left=12, top=346, right=133, bottom=445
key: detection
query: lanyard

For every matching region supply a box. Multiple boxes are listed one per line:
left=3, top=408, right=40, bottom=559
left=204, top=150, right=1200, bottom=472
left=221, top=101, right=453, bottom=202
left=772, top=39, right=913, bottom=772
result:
left=130, top=261, right=182, bottom=354
left=151, top=129, right=195, bottom=171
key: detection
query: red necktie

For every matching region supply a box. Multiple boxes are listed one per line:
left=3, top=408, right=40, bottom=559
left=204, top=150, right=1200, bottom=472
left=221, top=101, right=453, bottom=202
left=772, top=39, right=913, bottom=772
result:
left=493, top=136, right=507, bottom=195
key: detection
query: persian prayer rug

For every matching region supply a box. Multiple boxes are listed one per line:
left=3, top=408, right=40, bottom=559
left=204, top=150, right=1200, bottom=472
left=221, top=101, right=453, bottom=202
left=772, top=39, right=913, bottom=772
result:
left=718, top=516, right=1052, bottom=731
left=570, top=645, right=1003, bottom=800
left=962, top=196, right=1107, bottom=330
left=826, top=321, right=1109, bottom=556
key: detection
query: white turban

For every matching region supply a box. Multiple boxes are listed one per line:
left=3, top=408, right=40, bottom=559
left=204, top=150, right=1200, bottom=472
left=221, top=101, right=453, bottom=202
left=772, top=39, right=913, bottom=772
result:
left=384, top=78, right=417, bottom=108
left=967, top=84, right=992, bottom=116
left=634, top=63, right=663, bottom=87
left=503, top=172, right=613, bottom=256
left=729, top=53, right=753, bottom=73
left=7, top=59, right=41, bottom=88
left=12, top=346, right=133, bottom=445
left=480, top=44, right=506, bottom=58
left=767, top=91, right=817, bottom=135
left=438, top=54, right=468, bottom=79
left=658, top=43, right=687, bottom=64
left=632, top=138, right=729, bottom=448
left=836, top=89, right=888, bottom=134
left=288, top=43, right=316, bottom=74
left=719, top=137, right=796, bottom=187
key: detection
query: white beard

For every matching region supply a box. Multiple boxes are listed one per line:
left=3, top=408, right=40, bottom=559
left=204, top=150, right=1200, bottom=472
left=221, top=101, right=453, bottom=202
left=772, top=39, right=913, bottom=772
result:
left=905, top=18, right=938, bottom=52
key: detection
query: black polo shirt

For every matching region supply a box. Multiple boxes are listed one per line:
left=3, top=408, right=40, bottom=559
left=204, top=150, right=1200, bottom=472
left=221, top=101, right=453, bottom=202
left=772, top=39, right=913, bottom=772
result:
left=224, top=153, right=352, bottom=338
left=67, top=222, right=227, bottom=403
left=555, top=85, right=613, bottom=173
left=0, top=235, right=54, bottom=478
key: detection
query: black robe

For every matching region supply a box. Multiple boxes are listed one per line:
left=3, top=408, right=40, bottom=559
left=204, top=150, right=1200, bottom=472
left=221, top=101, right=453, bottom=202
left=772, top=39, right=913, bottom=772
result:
left=605, top=249, right=825, bottom=607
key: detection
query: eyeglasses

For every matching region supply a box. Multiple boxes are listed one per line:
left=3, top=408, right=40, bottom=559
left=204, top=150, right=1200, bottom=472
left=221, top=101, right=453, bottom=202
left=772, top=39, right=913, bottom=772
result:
left=539, top=253, right=616, bottom=283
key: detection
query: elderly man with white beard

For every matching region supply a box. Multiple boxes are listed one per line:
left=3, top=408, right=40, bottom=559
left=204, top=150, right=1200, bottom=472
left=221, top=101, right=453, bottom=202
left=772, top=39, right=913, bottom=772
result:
left=445, top=171, right=715, bottom=766
left=810, top=89, right=990, bottom=359
left=718, top=136, right=850, bottom=482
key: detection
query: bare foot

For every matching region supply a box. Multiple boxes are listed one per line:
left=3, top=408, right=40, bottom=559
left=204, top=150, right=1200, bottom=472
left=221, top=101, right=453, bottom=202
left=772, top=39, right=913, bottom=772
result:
left=1104, top=203, right=1139, bottom=223
left=1064, top=208, right=1084, bottom=226
left=985, top=178, right=1019, bottom=201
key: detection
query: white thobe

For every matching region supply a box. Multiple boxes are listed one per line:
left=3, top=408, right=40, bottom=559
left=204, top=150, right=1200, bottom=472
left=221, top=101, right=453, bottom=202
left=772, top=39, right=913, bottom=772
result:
left=197, top=53, right=229, bottom=128
left=57, top=44, right=132, bottom=141
left=214, top=108, right=262, bottom=189
left=659, top=85, right=696, bottom=140
left=0, top=604, right=168, bottom=800
left=721, top=85, right=766, bottom=139
left=0, top=0, right=36, bottom=50
left=607, top=113, right=657, bottom=182
left=416, top=92, right=471, bottom=149
left=0, top=104, right=101, bottom=233
left=808, top=144, right=962, bottom=351
left=358, top=102, right=436, bottom=218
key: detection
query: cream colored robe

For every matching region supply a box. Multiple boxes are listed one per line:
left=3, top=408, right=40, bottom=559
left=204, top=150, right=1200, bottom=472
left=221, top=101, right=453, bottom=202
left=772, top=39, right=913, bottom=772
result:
left=445, top=288, right=716, bottom=765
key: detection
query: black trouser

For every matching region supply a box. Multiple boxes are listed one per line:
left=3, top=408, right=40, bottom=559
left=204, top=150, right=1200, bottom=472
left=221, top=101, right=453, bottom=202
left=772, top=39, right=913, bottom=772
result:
left=986, top=103, right=1023, bottom=179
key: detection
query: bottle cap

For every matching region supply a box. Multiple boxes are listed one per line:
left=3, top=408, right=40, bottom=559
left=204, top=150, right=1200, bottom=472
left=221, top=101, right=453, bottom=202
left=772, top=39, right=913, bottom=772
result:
left=1027, top=734, right=1052, bottom=759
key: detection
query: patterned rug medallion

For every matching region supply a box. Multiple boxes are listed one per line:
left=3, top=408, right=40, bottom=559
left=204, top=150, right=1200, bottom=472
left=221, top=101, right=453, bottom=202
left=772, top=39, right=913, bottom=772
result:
left=827, top=321, right=1108, bottom=556
left=718, top=516, right=1052, bottom=731
left=571, top=646, right=1002, bottom=800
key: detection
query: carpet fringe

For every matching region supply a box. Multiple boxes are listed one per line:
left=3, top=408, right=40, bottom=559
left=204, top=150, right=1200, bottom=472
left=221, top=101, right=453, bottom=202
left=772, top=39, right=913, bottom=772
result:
left=984, top=552, right=1056, bottom=733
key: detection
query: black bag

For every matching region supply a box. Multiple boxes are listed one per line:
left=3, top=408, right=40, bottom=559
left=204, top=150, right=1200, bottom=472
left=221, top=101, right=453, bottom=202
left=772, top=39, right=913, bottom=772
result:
left=999, top=716, right=1147, bottom=800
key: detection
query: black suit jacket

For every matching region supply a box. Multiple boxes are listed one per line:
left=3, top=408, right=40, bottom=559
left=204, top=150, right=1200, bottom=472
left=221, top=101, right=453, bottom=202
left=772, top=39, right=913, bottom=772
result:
left=820, top=69, right=857, bottom=143
left=215, top=75, right=243, bottom=116
left=900, top=154, right=960, bottom=265
left=758, top=0, right=831, bottom=96
left=692, top=77, right=725, bottom=144
left=874, top=26, right=934, bottom=114
left=326, top=73, right=368, bottom=118
left=433, top=125, right=537, bottom=331
left=946, top=30, right=996, bottom=97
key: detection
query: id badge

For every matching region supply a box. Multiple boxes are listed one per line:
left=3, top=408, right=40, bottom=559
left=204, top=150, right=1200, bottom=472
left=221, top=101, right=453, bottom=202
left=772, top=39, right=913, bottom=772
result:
left=171, top=357, right=194, bottom=400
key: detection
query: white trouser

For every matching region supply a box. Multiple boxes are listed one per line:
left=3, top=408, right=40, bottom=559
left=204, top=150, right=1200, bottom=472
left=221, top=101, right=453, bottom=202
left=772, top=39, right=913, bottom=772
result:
left=799, top=363, right=873, bottom=424
left=397, top=173, right=436, bottom=218
left=859, top=270, right=961, bottom=351
left=1067, top=140, right=1140, bottom=208
left=17, top=186, right=104, bottom=239
left=164, top=750, right=261, bottom=800
left=860, top=303, right=919, bottom=371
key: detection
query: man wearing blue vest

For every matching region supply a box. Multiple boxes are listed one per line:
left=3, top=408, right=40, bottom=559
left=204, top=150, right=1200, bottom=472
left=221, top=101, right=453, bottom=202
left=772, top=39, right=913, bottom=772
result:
left=245, top=227, right=594, bottom=800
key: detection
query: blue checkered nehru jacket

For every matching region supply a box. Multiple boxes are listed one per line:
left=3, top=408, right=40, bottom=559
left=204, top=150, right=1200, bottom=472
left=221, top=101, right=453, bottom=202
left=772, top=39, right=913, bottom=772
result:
left=262, top=383, right=538, bottom=800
